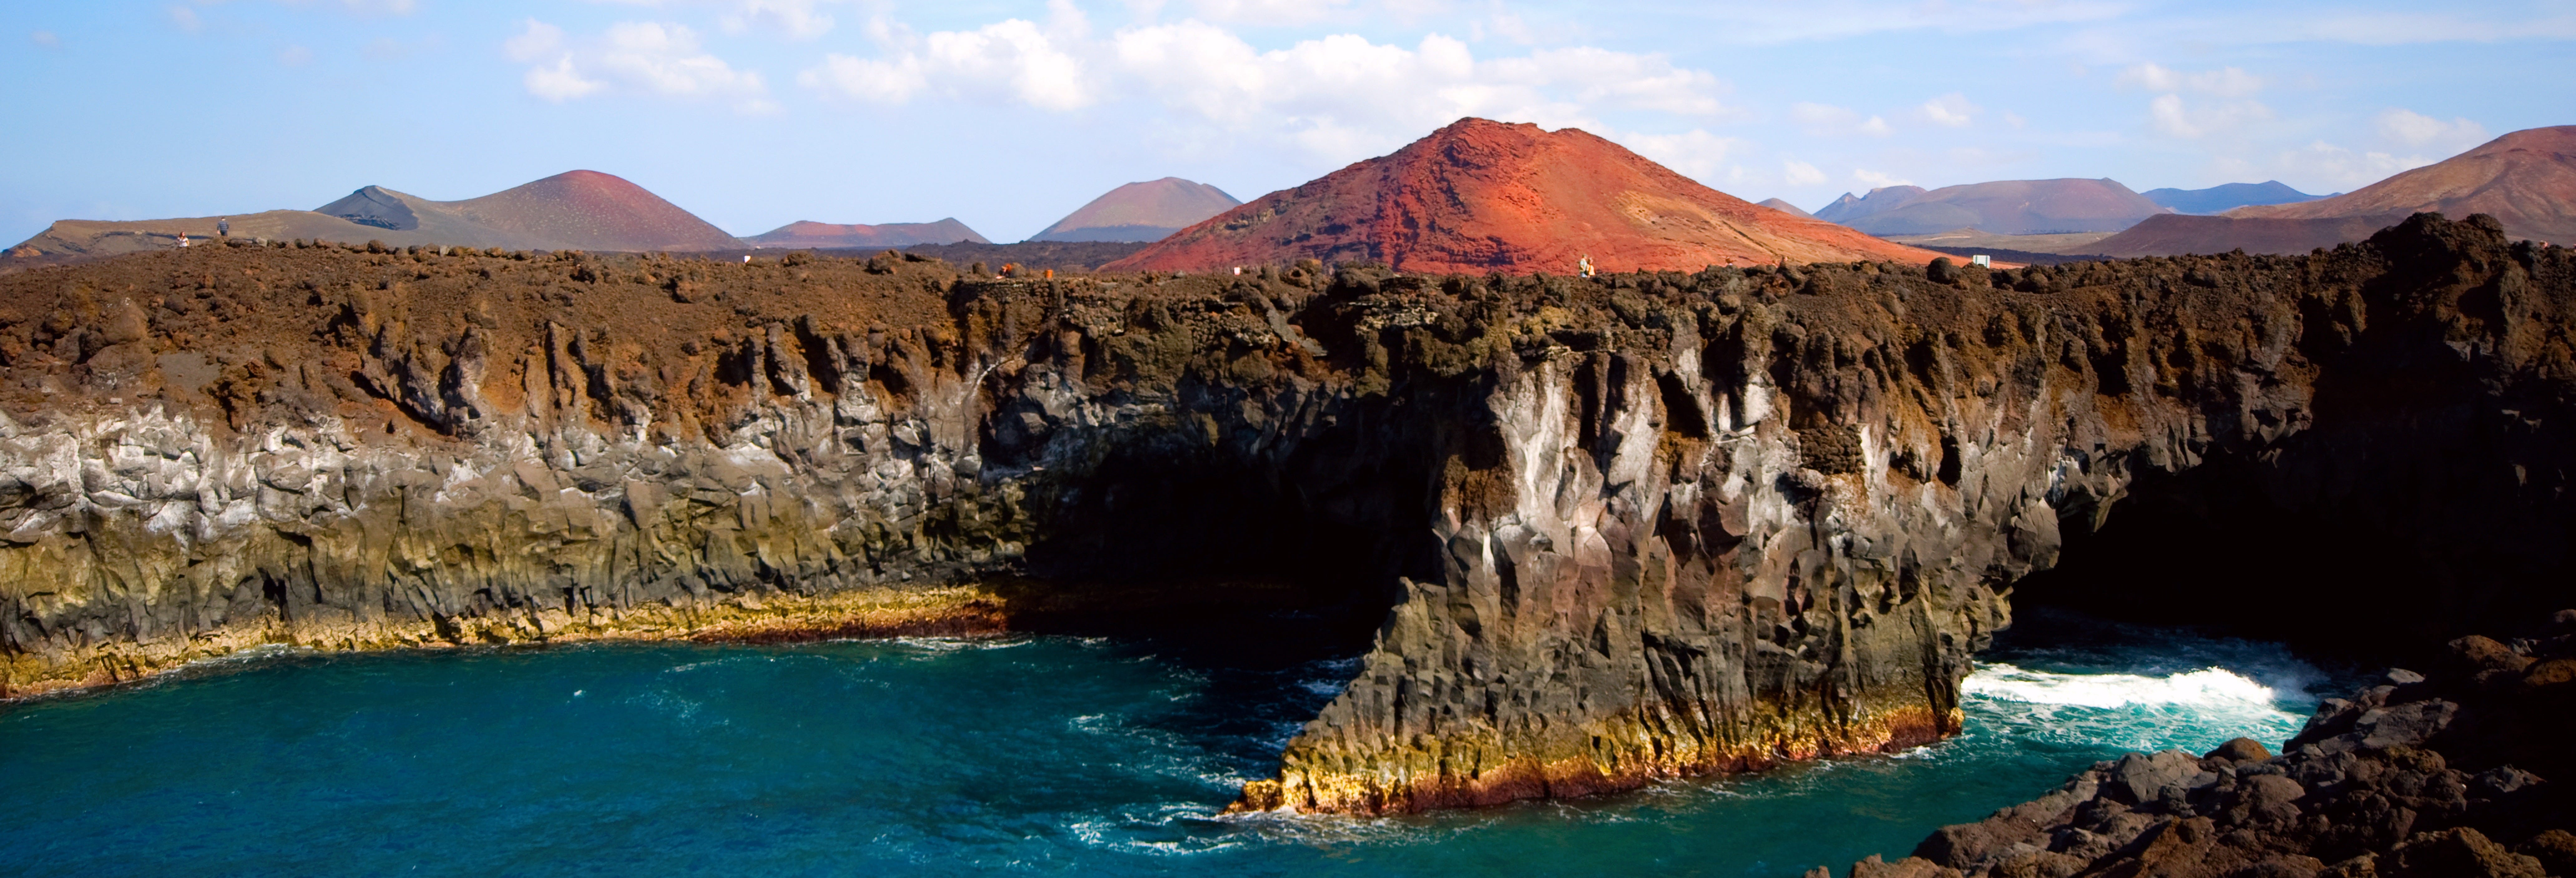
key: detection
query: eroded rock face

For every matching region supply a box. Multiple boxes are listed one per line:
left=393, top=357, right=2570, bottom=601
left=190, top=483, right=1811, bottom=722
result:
left=1, top=215, right=2571, bottom=817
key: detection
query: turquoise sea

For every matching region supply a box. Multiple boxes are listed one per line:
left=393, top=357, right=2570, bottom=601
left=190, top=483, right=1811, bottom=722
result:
left=0, top=609, right=2330, bottom=877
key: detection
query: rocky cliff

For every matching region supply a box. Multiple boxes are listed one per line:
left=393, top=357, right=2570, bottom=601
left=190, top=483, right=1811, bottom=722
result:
left=2, top=215, right=2571, bottom=817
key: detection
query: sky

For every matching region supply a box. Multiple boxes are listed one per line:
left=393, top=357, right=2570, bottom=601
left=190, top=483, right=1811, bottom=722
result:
left=3, top=1, right=2570, bottom=245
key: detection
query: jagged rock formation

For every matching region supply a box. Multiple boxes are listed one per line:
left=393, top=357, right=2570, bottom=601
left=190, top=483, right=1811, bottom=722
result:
left=1, top=215, right=2571, bottom=820
left=1827, top=615, right=2576, bottom=878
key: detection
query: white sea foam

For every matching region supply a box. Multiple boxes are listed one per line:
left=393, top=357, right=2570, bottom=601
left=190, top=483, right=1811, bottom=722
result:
left=1964, top=663, right=2279, bottom=710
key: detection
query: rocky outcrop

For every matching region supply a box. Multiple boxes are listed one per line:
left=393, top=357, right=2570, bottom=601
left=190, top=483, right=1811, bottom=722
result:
left=1829, top=613, right=2576, bottom=878
left=2, top=215, right=2572, bottom=818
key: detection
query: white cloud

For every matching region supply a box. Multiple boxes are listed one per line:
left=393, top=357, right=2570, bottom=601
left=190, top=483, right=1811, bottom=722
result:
left=1623, top=130, right=1746, bottom=180
left=30, top=30, right=59, bottom=47
left=2274, top=139, right=2437, bottom=190
left=805, top=15, right=1095, bottom=110
left=525, top=56, right=605, bottom=101
left=1790, top=102, right=1890, bottom=137
left=506, top=18, right=771, bottom=111
left=803, top=14, right=1735, bottom=163
left=1916, top=92, right=1978, bottom=127
left=2146, top=92, right=2273, bottom=139
left=1783, top=160, right=1827, bottom=186
left=278, top=45, right=314, bottom=66
left=2375, top=108, right=2489, bottom=154
left=505, top=19, right=563, bottom=62
left=169, top=5, right=203, bottom=32
left=1852, top=168, right=1912, bottom=188
left=1182, top=0, right=1355, bottom=26
left=722, top=0, right=838, bottom=39
left=2116, top=62, right=2263, bottom=97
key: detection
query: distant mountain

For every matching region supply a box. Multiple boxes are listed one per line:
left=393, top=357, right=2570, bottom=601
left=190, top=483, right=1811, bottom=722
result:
left=744, top=219, right=988, bottom=249
left=1105, top=118, right=1942, bottom=274
left=1032, top=178, right=1241, bottom=243
left=1831, top=179, right=2166, bottom=236
left=319, top=170, right=742, bottom=251
left=10, top=170, right=742, bottom=260
left=2093, top=125, right=2576, bottom=257
left=1813, top=186, right=1926, bottom=224
left=1756, top=198, right=1814, bottom=218
left=2142, top=181, right=2330, bottom=215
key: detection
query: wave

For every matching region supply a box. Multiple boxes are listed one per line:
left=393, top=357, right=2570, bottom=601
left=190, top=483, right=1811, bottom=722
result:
left=1964, top=663, right=2280, bottom=710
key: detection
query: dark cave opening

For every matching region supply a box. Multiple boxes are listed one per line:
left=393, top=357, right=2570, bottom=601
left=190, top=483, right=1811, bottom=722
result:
left=2011, top=449, right=2567, bottom=665
left=1001, top=419, right=1448, bottom=668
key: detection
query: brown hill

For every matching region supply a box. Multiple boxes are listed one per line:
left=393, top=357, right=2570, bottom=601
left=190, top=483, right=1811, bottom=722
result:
left=745, top=219, right=989, bottom=249
left=8, top=170, right=742, bottom=264
left=1033, top=178, right=1240, bottom=242
left=1756, top=198, right=1814, bottom=218
left=438, top=170, right=742, bottom=252
left=1837, top=178, right=2166, bottom=236
left=2090, top=125, right=2576, bottom=256
left=1813, top=186, right=1926, bottom=224
left=2240, top=125, right=2576, bottom=241
left=2087, top=212, right=2412, bottom=259
left=1104, top=119, right=1941, bottom=274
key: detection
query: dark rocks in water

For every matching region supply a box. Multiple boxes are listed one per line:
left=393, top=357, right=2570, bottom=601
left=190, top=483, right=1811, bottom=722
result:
left=0, top=212, right=2573, bottom=819
left=1824, top=612, right=2576, bottom=877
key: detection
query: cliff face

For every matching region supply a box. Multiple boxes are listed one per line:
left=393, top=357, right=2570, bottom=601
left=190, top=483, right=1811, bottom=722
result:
left=1, top=216, right=2570, bottom=816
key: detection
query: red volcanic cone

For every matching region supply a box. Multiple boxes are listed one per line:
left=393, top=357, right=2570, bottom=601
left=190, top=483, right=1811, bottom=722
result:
left=1105, top=118, right=1942, bottom=274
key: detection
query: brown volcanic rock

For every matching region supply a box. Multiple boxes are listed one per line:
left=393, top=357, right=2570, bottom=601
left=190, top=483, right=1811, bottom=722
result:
left=746, top=219, right=989, bottom=249
left=2089, top=125, right=2576, bottom=256
left=1839, top=178, right=2166, bottom=236
left=1103, top=118, right=1940, bottom=273
left=1033, top=178, right=1240, bottom=242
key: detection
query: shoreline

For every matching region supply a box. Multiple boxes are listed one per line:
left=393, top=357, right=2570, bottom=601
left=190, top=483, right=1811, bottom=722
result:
left=0, top=584, right=1011, bottom=702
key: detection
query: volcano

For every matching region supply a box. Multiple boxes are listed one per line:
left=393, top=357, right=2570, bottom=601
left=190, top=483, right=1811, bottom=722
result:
left=1032, top=178, right=1240, bottom=242
left=11, top=170, right=742, bottom=262
left=432, top=170, right=742, bottom=252
left=744, top=219, right=989, bottom=249
left=2092, top=125, right=2576, bottom=256
left=1102, top=119, right=1940, bottom=274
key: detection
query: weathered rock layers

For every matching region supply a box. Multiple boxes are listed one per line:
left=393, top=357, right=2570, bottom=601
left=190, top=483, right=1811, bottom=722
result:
left=1, top=215, right=2571, bottom=816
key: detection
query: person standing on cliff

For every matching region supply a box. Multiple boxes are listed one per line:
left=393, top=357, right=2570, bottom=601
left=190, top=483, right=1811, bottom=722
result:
left=1578, top=254, right=1596, bottom=278
left=217, top=218, right=229, bottom=238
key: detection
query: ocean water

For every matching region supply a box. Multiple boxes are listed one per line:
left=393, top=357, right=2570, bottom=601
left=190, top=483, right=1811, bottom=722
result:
left=0, top=609, right=2333, bottom=877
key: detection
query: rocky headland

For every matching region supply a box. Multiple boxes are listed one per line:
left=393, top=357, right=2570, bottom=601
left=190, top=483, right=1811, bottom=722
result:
left=1822, top=615, right=2576, bottom=878
left=0, top=214, right=2571, bottom=826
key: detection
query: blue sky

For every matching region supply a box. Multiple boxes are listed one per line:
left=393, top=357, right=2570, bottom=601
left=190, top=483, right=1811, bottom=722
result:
left=4, top=1, right=2569, bottom=244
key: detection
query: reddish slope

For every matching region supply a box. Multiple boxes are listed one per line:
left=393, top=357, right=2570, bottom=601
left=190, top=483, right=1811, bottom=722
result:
left=745, top=219, right=989, bottom=249
left=452, top=170, right=742, bottom=252
left=1104, top=119, right=1941, bottom=274
left=1034, top=178, right=1240, bottom=242
left=2238, top=125, right=2576, bottom=243
left=2091, top=125, right=2576, bottom=256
